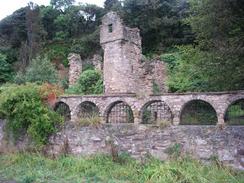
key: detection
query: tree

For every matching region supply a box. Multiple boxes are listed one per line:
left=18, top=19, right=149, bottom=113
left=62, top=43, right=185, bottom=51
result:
left=15, top=55, right=58, bottom=84
left=50, top=0, right=75, bottom=11
left=167, top=0, right=244, bottom=92
left=104, top=0, right=122, bottom=11
left=123, top=0, right=194, bottom=53
left=25, top=2, right=46, bottom=65
left=40, top=5, right=60, bottom=40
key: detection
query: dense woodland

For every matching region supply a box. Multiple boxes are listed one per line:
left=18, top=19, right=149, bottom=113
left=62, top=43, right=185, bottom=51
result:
left=0, top=0, right=243, bottom=92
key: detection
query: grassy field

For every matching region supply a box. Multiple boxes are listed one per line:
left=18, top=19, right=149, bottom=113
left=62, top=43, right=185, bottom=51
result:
left=0, top=153, right=243, bottom=183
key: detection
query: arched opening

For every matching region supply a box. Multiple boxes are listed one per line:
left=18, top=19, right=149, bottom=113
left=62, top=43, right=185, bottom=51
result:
left=78, top=101, right=99, bottom=118
left=180, top=100, right=217, bottom=125
left=224, top=99, right=244, bottom=125
left=54, top=102, right=71, bottom=121
left=107, top=101, right=134, bottom=123
left=141, top=100, right=173, bottom=124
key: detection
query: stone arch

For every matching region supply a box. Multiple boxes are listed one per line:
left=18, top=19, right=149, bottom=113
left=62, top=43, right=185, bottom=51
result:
left=77, top=101, right=100, bottom=118
left=105, top=101, right=134, bottom=123
left=180, top=99, right=218, bottom=125
left=224, top=98, right=244, bottom=125
left=54, top=101, right=71, bottom=121
left=140, top=100, right=173, bottom=124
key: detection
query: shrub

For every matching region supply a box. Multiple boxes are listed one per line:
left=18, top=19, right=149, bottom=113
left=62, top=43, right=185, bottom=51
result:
left=78, top=114, right=101, bottom=127
left=14, top=55, right=58, bottom=84
left=0, top=83, right=63, bottom=146
left=39, top=83, right=64, bottom=106
left=42, top=42, right=70, bottom=67
left=65, top=69, right=103, bottom=95
left=0, top=53, right=12, bottom=84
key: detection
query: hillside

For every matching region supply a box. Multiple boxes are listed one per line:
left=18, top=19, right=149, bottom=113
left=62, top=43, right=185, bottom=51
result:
left=0, top=0, right=243, bottom=93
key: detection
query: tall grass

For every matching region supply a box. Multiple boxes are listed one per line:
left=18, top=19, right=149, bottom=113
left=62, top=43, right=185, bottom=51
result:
left=0, top=153, right=243, bottom=183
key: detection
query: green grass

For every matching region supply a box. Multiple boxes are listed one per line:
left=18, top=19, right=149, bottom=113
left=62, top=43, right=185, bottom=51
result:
left=0, top=153, right=243, bottom=183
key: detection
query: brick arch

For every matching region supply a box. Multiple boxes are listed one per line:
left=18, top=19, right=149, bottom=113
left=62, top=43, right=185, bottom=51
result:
left=54, top=101, right=71, bottom=121
left=104, top=100, right=134, bottom=123
left=223, top=96, right=244, bottom=116
left=179, top=99, right=218, bottom=125
left=139, top=100, right=173, bottom=124
left=224, top=97, right=244, bottom=125
left=76, top=101, right=100, bottom=118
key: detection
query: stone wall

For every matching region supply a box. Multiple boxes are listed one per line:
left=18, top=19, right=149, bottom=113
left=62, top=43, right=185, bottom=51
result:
left=0, top=120, right=243, bottom=170
left=48, top=124, right=244, bottom=170
left=138, top=60, right=168, bottom=95
left=68, top=53, right=82, bottom=86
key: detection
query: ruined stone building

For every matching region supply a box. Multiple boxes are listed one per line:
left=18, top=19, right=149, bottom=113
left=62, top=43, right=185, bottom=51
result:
left=1, top=12, right=243, bottom=170
left=100, top=11, right=167, bottom=95
left=68, top=11, right=167, bottom=95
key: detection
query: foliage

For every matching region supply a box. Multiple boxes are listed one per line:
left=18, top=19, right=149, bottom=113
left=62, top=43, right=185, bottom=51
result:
left=0, top=53, right=12, bottom=84
left=65, top=69, right=103, bottom=95
left=160, top=51, right=180, bottom=71
left=70, top=30, right=101, bottom=59
left=0, top=83, right=63, bottom=146
left=123, top=0, right=194, bottom=53
left=50, top=0, right=75, bottom=11
left=168, top=0, right=244, bottom=92
left=0, top=153, right=243, bottom=183
left=39, top=83, right=64, bottom=106
left=225, top=100, right=244, bottom=125
left=167, top=46, right=209, bottom=92
left=78, top=114, right=101, bottom=127
left=14, top=55, right=58, bottom=84
left=42, top=42, right=70, bottom=67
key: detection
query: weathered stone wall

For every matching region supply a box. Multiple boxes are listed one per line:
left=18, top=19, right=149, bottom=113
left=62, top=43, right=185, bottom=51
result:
left=138, top=60, right=168, bottom=95
left=90, top=54, right=103, bottom=71
left=0, top=120, right=243, bottom=170
left=48, top=124, right=244, bottom=170
left=68, top=53, right=82, bottom=86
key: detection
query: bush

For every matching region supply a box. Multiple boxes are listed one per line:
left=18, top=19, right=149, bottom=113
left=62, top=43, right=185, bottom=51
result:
left=78, top=114, right=101, bottom=127
left=14, top=55, right=58, bottom=84
left=42, top=42, right=70, bottom=67
left=39, top=83, right=64, bottom=106
left=70, top=30, right=101, bottom=59
left=0, top=83, right=63, bottom=146
left=0, top=53, right=12, bottom=84
left=65, top=69, right=103, bottom=95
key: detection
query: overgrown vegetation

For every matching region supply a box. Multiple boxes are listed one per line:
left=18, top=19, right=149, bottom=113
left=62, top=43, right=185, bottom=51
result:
left=78, top=114, right=101, bottom=127
left=65, top=69, right=103, bottom=95
left=0, top=153, right=243, bottom=183
left=0, top=0, right=243, bottom=92
left=14, top=55, right=58, bottom=84
left=0, top=83, right=63, bottom=146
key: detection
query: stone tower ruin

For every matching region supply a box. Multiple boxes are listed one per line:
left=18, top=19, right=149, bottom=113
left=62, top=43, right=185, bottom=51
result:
left=100, top=11, right=142, bottom=94
left=100, top=11, right=168, bottom=95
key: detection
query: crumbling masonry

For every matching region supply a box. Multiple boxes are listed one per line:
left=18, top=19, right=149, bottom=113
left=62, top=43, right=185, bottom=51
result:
left=51, top=12, right=244, bottom=169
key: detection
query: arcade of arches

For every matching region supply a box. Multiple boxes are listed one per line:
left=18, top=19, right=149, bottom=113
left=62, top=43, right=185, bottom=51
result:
left=56, top=91, right=244, bottom=125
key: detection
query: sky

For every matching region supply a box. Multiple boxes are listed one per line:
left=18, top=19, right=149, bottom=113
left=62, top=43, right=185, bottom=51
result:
left=0, top=0, right=105, bottom=20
